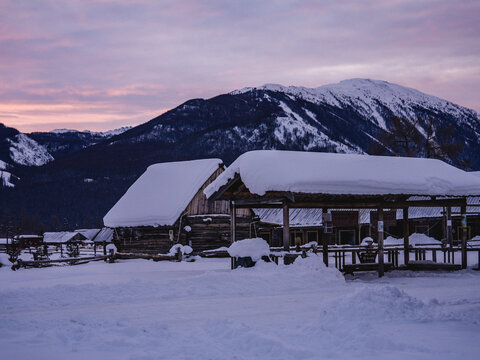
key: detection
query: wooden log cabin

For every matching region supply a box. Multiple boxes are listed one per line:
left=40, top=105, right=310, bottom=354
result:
left=103, top=159, right=252, bottom=254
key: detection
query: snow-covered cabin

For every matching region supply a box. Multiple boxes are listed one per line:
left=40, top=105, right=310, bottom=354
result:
left=103, top=159, right=252, bottom=254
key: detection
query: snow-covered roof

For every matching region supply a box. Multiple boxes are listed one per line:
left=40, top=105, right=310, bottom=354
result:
left=43, top=232, right=86, bottom=244
left=205, top=150, right=480, bottom=198
left=104, top=158, right=223, bottom=227
left=75, top=229, right=101, bottom=241
left=92, top=228, right=113, bottom=243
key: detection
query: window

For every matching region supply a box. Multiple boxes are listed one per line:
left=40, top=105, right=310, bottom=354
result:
left=290, top=230, right=304, bottom=246
left=307, top=231, right=318, bottom=244
left=338, top=230, right=355, bottom=245
left=414, top=225, right=429, bottom=235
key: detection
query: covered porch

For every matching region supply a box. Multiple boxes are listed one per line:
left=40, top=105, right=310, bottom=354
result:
left=205, top=150, right=480, bottom=276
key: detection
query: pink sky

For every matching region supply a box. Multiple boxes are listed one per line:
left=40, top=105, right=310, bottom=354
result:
left=1, top=0, right=479, bottom=132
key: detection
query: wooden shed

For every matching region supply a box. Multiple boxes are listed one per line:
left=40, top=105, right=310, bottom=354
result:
left=103, top=159, right=252, bottom=254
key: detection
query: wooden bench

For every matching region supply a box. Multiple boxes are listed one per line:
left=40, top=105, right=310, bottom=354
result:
left=403, top=262, right=462, bottom=271
left=343, top=262, right=393, bottom=275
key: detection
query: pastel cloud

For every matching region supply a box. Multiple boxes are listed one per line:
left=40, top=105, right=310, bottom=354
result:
left=0, top=0, right=479, bottom=132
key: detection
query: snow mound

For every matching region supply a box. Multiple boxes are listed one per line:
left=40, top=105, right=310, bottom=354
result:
left=227, top=238, right=270, bottom=261
left=409, top=233, right=441, bottom=247
left=291, top=254, right=345, bottom=282
left=7, top=133, right=53, bottom=166
left=360, top=237, right=374, bottom=246
left=323, top=286, right=429, bottom=322
left=169, top=244, right=193, bottom=256
left=0, top=253, right=11, bottom=267
left=384, top=233, right=441, bottom=247
left=106, top=243, right=117, bottom=254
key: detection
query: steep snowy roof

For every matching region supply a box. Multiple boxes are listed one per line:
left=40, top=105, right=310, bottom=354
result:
left=205, top=150, right=480, bottom=198
left=104, top=158, right=223, bottom=227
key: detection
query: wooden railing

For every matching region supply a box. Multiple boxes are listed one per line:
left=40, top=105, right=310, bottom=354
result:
left=321, top=246, right=480, bottom=271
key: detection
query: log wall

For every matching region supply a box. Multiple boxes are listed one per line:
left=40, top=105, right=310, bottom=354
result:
left=184, top=215, right=254, bottom=252
left=114, top=226, right=186, bottom=254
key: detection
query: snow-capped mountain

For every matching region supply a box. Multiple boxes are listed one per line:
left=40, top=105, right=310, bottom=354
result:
left=29, top=126, right=132, bottom=158
left=100, top=78, right=479, bottom=167
left=2, top=78, right=480, bottom=231
left=0, top=123, right=56, bottom=187
left=7, top=133, right=54, bottom=166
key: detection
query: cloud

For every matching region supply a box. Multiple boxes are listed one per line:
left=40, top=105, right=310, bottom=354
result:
left=0, top=0, right=479, bottom=132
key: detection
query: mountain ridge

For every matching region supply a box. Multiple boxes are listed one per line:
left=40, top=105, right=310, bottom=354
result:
left=1, top=78, right=480, bottom=232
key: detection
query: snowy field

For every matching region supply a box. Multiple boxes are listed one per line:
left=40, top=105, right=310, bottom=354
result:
left=1, top=256, right=480, bottom=360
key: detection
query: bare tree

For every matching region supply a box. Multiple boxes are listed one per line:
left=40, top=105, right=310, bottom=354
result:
left=371, top=115, right=467, bottom=167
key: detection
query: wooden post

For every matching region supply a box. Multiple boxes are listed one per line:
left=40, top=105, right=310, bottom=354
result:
left=322, top=208, right=328, bottom=266
left=283, top=202, right=290, bottom=251
left=403, top=207, right=409, bottom=266
left=230, top=200, right=237, bottom=270
left=230, top=201, right=236, bottom=244
left=446, top=206, right=453, bottom=248
left=322, top=228, right=328, bottom=266
left=461, top=204, right=467, bottom=269
left=378, top=208, right=384, bottom=277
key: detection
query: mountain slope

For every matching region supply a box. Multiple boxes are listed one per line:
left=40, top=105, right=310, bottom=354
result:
left=2, top=79, right=480, bottom=232
left=28, top=126, right=132, bottom=159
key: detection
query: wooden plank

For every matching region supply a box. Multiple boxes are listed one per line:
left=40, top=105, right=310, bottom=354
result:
left=404, top=262, right=461, bottom=271
left=343, top=263, right=393, bottom=274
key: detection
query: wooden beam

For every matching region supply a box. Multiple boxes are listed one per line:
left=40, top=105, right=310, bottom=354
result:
left=461, top=205, right=467, bottom=269
left=208, top=174, right=241, bottom=201
left=234, top=198, right=467, bottom=209
left=403, top=207, right=409, bottom=265
left=283, top=202, right=290, bottom=252
left=378, top=208, right=384, bottom=277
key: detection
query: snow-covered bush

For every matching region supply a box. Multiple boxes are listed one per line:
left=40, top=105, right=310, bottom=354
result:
left=227, top=237, right=270, bottom=261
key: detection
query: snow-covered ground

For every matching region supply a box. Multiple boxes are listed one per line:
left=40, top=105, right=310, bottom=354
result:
left=1, top=256, right=479, bottom=360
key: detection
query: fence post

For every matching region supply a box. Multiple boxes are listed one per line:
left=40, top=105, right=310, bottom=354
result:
left=378, top=208, right=384, bottom=277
